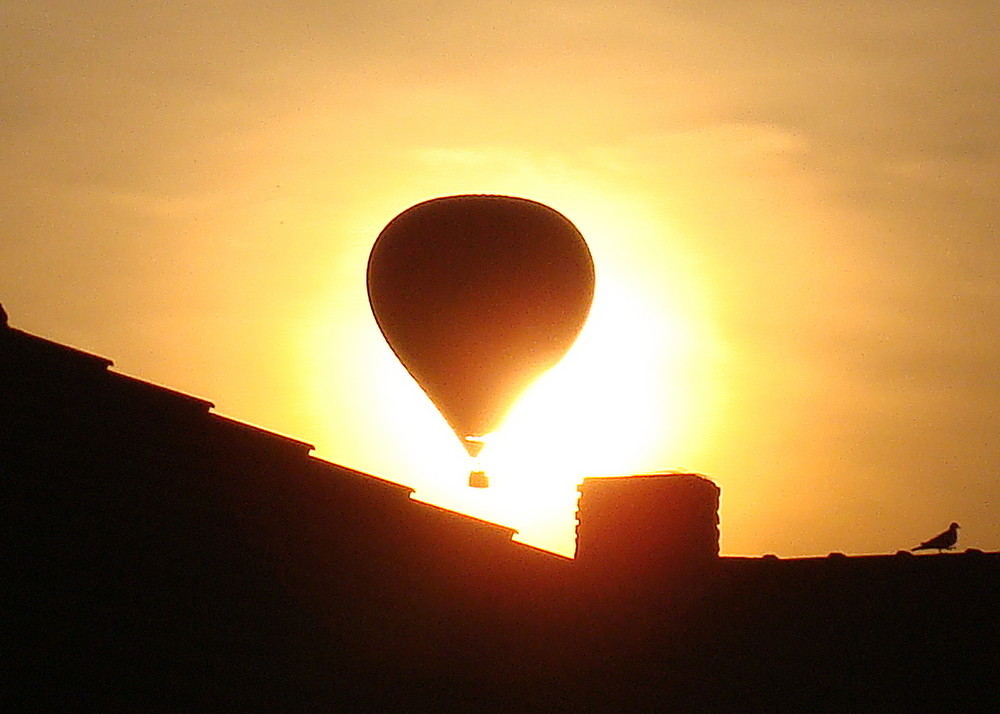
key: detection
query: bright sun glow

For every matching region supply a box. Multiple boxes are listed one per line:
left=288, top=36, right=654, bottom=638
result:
left=470, top=273, right=698, bottom=538
left=300, top=178, right=718, bottom=556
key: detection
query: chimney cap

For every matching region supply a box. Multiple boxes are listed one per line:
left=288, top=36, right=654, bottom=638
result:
left=579, top=472, right=716, bottom=490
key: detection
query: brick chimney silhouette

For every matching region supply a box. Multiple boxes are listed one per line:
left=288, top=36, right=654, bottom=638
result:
left=575, top=473, right=720, bottom=590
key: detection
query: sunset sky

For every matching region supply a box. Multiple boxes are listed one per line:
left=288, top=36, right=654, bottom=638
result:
left=4, top=1, right=998, bottom=556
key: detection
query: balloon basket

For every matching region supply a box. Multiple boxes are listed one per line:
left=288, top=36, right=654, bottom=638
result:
left=468, top=470, right=489, bottom=488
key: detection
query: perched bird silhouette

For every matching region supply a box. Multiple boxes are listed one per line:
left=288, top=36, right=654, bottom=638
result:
left=912, top=522, right=960, bottom=552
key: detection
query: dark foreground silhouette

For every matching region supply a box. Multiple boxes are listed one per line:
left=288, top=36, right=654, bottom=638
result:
left=4, top=312, right=998, bottom=711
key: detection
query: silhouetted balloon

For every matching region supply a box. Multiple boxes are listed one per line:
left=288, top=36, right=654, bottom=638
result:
left=367, top=195, right=594, bottom=478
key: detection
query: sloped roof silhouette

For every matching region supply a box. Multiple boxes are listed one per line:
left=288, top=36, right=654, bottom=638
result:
left=4, top=314, right=998, bottom=711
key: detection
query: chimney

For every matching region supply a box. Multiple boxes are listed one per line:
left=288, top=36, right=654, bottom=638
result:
left=575, top=473, right=720, bottom=585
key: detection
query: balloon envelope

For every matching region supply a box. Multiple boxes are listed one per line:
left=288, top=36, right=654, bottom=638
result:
left=367, top=195, right=595, bottom=456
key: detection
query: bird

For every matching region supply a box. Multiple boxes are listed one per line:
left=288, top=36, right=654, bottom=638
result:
left=912, top=522, right=960, bottom=552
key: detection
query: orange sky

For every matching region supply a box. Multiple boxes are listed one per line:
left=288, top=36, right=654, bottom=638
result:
left=3, top=1, right=999, bottom=556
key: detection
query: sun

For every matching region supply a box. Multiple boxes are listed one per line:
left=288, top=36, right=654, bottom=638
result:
left=452, top=269, right=700, bottom=552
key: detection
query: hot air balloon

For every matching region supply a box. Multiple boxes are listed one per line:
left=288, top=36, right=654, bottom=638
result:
left=367, top=195, right=594, bottom=487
